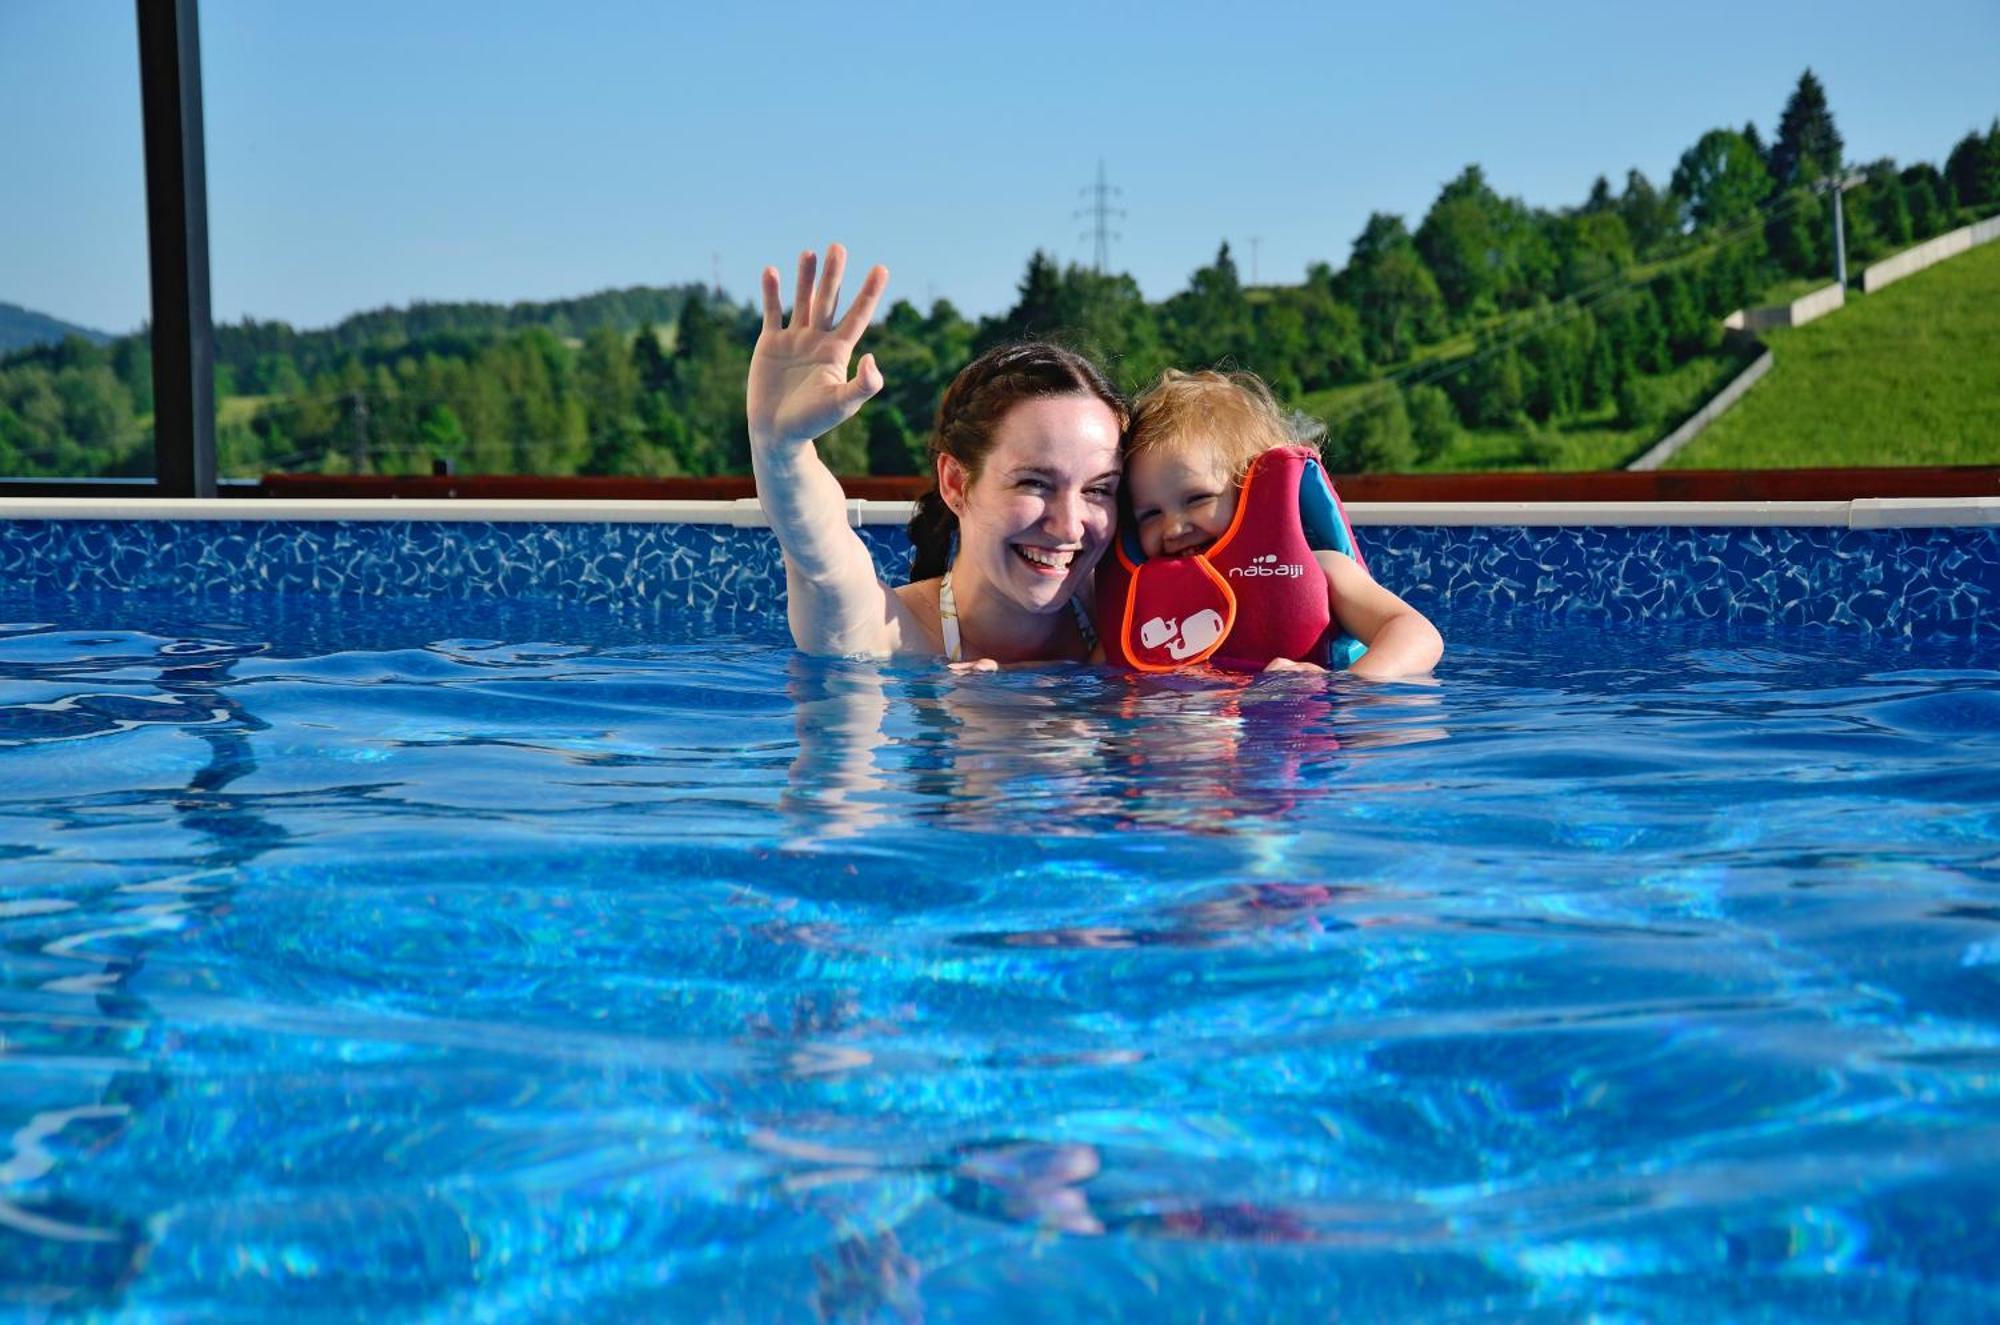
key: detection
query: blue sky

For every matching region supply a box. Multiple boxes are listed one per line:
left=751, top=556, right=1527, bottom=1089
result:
left=3, top=0, right=1996, bottom=334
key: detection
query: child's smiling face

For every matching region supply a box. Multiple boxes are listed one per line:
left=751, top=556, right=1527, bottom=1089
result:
left=1125, top=445, right=1241, bottom=559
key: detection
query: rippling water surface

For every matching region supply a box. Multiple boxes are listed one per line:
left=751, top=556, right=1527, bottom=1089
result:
left=2, top=589, right=1997, bottom=1322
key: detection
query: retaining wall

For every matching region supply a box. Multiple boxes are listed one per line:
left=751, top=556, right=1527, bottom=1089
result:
left=1861, top=215, right=2000, bottom=293
left=1626, top=347, right=1774, bottom=472
left=1723, top=283, right=1845, bottom=332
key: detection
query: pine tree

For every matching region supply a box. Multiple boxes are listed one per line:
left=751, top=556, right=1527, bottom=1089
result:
left=1617, top=170, right=1679, bottom=257
left=1770, top=70, right=1844, bottom=188
left=1742, top=122, right=1768, bottom=172
left=1945, top=121, right=2000, bottom=211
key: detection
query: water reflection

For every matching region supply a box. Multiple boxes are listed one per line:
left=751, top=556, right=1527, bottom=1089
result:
left=1, top=631, right=282, bottom=1310
left=781, top=658, right=1450, bottom=844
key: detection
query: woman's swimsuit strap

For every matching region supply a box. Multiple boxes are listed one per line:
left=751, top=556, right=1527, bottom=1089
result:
left=939, top=572, right=1095, bottom=663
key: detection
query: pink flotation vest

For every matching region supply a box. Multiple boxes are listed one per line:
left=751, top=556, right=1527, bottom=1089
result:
left=1097, top=446, right=1365, bottom=673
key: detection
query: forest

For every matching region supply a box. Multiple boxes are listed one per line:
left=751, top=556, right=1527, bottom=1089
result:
left=3, top=72, right=1998, bottom=480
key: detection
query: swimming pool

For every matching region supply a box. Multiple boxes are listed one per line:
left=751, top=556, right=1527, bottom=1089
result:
left=2, top=500, right=1997, bottom=1321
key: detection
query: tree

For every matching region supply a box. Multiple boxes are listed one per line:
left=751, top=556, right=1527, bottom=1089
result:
left=1294, top=265, right=1368, bottom=389
left=1326, top=388, right=1414, bottom=473
left=1652, top=271, right=1714, bottom=358
left=1415, top=165, right=1556, bottom=317
left=1765, top=187, right=1825, bottom=276
left=1340, top=214, right=1446, bottom=363
left=1417, top=166, right=1509, bottom=316
left=1900, top=163, right=1951, bottom=238
left=417, top=403, right=469, bottom=464
left=1618, top=169, right=1680, bottom=257
left=993, top=250, right=1065, bottom=341
left=1945, top=121, right=2000, bottom=211
left=631, top=320, right=671, bottom=392
left=1672, top=129, right=1774, bottom=232
left=1770, top=70, right=1844, bottom=189
left=577, top=326, right=640, bottom=438
left=1742, top=121, right=1768, bottom=170
left=1163, top=242, right=1255, bottom=368
left=865, top=404, right=921, bottom=476
left=1405, top=383, right=1461, bottom=465
left=1463, top=336, right=1526, bottom=426
left=1556, top=210, right=1635, bottom=296
left=1861, top=161, right=1912, bottom=251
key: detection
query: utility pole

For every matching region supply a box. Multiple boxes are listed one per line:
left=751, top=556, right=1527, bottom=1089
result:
left=1249, top=236, right=1261, bottom=286
left=1075, top=160, right=1125, bottom=273
left=711, top=251, right=724, bottom=301
left=1820, top=170, right=1867, bottom=287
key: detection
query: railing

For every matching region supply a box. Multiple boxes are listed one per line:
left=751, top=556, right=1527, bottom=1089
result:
left=226, top=466, right=2000, bottom=503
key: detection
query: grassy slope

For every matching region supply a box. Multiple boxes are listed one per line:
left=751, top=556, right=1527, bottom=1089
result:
left=1672, top=238, right=2000, bottom=468
left=1300, top=352, right=1743, bottom=472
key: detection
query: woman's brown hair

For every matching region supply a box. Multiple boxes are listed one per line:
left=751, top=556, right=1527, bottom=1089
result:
left=906, top=342, right=1129, bottom=582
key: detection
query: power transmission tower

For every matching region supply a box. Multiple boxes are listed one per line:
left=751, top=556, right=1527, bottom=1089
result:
left=1075, top=160, right=1125, bottom=273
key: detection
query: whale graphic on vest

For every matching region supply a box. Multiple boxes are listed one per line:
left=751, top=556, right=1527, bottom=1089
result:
left=1139, top=608, right=1227, bottom=662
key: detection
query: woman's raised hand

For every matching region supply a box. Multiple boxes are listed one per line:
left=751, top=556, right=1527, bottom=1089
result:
left=747, top=244, right=890, bottom=449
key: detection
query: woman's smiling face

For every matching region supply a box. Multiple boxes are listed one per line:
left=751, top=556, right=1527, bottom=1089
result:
left=945, top=395, right=1123, bottom=613
left=1125, top=444, right=1239, bottom=559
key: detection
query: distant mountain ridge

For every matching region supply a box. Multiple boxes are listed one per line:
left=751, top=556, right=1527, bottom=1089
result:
left=0, top=302, right=114, bottom=354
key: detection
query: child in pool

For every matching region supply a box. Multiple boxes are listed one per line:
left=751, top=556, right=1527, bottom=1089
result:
left=1104, top=370, right=1442, bottom=679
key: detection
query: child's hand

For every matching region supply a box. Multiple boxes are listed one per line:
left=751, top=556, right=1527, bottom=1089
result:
left=1317, top=550, right=1444, bottom=680
left=1261, top=657, right=1326, bottom=675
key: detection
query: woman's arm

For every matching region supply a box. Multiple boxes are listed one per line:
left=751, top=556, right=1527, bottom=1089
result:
left=1317, top=550, right=1443, bottom=680
left=747, top=245, right=916, bottom=658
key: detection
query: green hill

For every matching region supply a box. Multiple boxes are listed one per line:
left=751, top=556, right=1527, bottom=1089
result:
left=0, top=301, right=113, bottom=355
left=1671, top=237, right=2000, bottom=468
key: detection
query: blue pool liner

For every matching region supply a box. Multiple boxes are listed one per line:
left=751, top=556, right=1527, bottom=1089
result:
left=0, top=519, right=1993, bottom=639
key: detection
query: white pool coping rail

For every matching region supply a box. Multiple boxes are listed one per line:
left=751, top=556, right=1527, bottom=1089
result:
left=0, top=496, right=1995, bottom=529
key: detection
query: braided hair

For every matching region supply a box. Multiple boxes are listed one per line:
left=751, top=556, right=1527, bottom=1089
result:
left=907, top=342, right=1129, bottom=582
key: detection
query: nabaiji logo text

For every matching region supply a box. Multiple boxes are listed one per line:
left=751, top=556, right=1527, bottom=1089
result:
left=1229, top=554, right=1304, bottom=578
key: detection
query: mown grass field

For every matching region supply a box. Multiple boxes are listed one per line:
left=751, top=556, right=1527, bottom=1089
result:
left=1672, top=238, right=2000, bottom=468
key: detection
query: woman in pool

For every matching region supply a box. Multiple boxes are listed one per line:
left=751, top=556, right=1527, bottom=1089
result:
left=748, top=244, right=1123, bottom=665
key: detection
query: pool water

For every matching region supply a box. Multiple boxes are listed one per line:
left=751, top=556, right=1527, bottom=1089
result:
left=2, top=589, right=1997, bottom=1322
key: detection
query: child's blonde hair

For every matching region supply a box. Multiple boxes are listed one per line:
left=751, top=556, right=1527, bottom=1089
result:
left=1123, top=369, right=1321, bottom=484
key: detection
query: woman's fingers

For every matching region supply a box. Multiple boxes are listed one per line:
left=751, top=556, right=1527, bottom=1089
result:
left=834, top=265, right=890, bottom=341
left=837, top=353, right=883, bottom=409
left=791, top=250, right=817, bottom=329
left=814, top=244, right=847, bottom=330
left=760, top=267, right=783, bottom=335
left=770, top=245, right=881, bottom=339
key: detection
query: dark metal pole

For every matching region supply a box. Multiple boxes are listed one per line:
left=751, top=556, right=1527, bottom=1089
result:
left=136, top=0, right=216, bottom=497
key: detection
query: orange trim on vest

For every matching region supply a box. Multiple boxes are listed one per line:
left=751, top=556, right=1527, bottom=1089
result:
left=1116, top=545, right=1238, bottom=672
